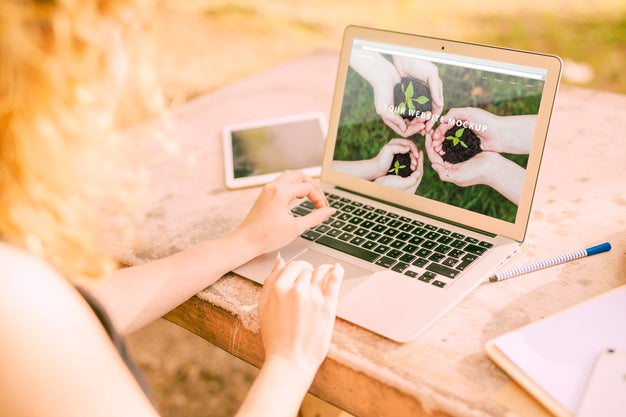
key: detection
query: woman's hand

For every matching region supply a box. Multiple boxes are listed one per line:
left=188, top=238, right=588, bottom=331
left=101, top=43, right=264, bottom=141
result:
left=234, top=170, right=335, bottom=257
left=258, top=255, right=344, bottom=377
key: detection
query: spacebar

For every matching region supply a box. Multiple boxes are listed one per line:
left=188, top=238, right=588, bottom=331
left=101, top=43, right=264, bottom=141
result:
left=315, top=236, right=380, bottom=263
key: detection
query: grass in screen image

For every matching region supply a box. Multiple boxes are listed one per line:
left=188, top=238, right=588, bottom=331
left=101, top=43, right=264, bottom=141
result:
left=334, top=61, right=543, bottom=223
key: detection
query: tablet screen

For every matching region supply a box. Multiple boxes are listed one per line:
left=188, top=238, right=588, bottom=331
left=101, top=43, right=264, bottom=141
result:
left=223, top=113, right=326, bottom=188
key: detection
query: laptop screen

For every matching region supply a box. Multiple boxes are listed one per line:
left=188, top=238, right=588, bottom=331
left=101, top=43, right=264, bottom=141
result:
left=329, top=35, right=553, bottom=228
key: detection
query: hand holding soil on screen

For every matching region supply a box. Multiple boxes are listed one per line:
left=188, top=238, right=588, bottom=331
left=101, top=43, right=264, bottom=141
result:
left=392, top=55, right=444, bottom=132
left=425, top=132, right=525, bottom=205
left=331, top=138, right=423, bottom=193
left=432, top=107, right=536, bottom=156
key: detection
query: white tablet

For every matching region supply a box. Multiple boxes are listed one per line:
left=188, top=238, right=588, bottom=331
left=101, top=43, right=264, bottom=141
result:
left=222, top=113, right=327, bottom=189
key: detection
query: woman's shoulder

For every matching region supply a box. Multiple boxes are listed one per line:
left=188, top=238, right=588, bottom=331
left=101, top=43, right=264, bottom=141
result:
left=0, top=242, right=79, bottom=315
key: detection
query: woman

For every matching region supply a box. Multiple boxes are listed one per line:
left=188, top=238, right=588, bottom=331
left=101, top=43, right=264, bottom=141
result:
left=0, top=1, right=344, bottom=416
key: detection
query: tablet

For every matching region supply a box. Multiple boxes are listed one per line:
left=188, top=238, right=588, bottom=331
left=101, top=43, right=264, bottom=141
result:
left=222, top=113, right=326, bottom=189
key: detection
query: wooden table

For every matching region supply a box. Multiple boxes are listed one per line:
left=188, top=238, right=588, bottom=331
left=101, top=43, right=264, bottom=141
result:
left=120, top=51, right=626, bottom=417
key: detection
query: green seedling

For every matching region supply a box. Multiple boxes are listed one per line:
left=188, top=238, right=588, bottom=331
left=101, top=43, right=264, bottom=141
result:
left=388, top=159, right=406, bottom=175
left=396, top=81, right=429, bottom=115
left=445, top=127, right=469, bottom=148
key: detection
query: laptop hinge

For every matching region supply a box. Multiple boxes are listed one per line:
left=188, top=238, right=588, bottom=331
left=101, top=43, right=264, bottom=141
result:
left=334, top=186, right=497, bottom=238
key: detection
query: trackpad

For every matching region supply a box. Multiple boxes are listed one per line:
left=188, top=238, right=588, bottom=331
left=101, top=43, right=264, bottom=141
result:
left=291, top=249, right=371, bottom=297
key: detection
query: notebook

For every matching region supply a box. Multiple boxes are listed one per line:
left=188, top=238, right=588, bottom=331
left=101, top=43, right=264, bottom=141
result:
left=235, top=26, right=562, bottom=342
left=486, top=286, right=626, bottom=417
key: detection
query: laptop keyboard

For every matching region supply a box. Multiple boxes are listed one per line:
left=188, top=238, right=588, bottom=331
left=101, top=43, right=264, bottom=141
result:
left=291, top=193, right=494, bottom=289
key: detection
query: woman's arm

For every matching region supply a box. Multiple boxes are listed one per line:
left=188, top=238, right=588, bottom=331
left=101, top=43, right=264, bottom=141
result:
left=88, top=170, right=335, bottom=335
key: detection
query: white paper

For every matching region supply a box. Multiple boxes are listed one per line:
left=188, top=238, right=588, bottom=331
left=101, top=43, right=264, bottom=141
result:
left=492, top=286, right=626, bottom=414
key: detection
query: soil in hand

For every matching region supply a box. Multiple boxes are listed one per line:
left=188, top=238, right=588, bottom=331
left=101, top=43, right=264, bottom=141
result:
left=387, top=152, right=413, bottom=177
left=441, top=126, right=482, bottom=164
left=393, top=77, right=432, bottom=121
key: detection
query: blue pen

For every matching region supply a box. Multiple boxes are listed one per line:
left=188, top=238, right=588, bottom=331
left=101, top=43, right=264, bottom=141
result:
left=489, top=242, right=612, bottom=283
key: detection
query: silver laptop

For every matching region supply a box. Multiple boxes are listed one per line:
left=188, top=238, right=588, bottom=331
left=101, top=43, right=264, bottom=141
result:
left=235, top=26, right=562, bottom=342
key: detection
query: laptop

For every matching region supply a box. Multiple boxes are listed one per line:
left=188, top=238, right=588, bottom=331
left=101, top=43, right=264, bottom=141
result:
left=235, top=26, right=562, bottom=342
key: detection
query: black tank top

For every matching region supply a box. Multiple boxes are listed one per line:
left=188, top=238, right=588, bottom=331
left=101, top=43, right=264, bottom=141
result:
left=76, top=287, right=157, bottom=409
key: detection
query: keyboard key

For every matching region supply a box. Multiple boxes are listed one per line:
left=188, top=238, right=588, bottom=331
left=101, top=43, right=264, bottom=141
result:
left=452, top=232, right=465, bottom=239
left=354, top=228, right=368, bottom=236
left=361, top=220, right=375, bottom=228
left=412, top=257, right=429, bottom=268
left=374, top=245, right=390, bottom=254
left=403, top=244, right=419, bottom=253
left=375, top=256, right=395, bottom=268
left=450, top=239, right=467, bottom=249
left=375, top=208, right=387, bottom=215
left=365, top=232, right=381, bottom=240
left=376, top=217, right=390, bottom=225
left=363, top=205, right=375, bottom=211
left=462, top=253, right=478, bottom=262
left=432, top=280, right=446, bottom=288
left=392, top=262, right=409, bottom=273
left=315, top=225, right=331, bottom=233
left=437, top=228, right=451, bottom=235
left=327, top=228, right=342, bottom=237
left=348, top=217, right=363, bottom=225
left=378, top=236, right=393, bottom=245
left=434, top=244, right=452, bottom=254
left=429, top=253, right=445, bottom=263
left=330, top=201, right=345, bottom=209
left=399, top=224, right=415, bottom=233
left=404, top=270, right=418, bottom=278
left=331, top=220, right=346, bottom=228
left=437, top=235, right=454, bottom=245
left=301, top=230, right=321, bottom=240
left=353, top=208, right=367, bottom=216
left=411, top=220, right=425, bottom=227
left=422, top=240, right=437, bottom=249
left=301, top=200, right=315, bottom=209
left=409, top=236, right=424, bottom=245
left=292, top=206, right=311, bottom=216
left=372, top=224, right=387, bottom=233
left=387, top=249, right=403, bottom=259
left=350, top=237, right=367, bottom=246
left=340, top=197, right=352, bottom=203
left=342, top=224, right=357, bottom=233
left=397, top=232, right=412, bottom=241
left=316, top=235, right=379, bottom=263
left=362, top=241, right=377, bottom=250
left=390, top=240, right=405, bottom=249
left=456, top=259, right=474, bottom=271
left=387, top=213, right=399, bottom=219
left=426, top=263, right=460, bottom=278
left=343, top=205, right=356, bottom=213
left=337, top=213, right=351, bottom=221
left=399, top=253, right=416, bottom=263
left=442, top=257, right=459, bottom=267
left=425, top=224, right=437, bottom=231
left=424, top=231, right=440, bottom=240
left=418, top=271, right=436, bottom=282
left=479, top=241, right=494, bottom=249
left=465, top=237, right=479, bottom=244
left=448, top=249, right=464, bottom=258
left=416, top=248, right=431, bottom=257
left=388, top=220, right=403, bottom=228
left=338, top=232, right=353, bottom=241
left=383, top=228, right=399, bottom=237
left=364, top=212, right=378, bottom=220
left=400, top=216, right=412, bottom=222
left=465, top=244, right=487, bottom=255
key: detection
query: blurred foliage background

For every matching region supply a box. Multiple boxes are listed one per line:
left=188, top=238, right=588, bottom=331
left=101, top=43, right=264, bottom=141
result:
left=129, top=1, right=625, bottom=416
left=153, top=0, right=625, bottom=100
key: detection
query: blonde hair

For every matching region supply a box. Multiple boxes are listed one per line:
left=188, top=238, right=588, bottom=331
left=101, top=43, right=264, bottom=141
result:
left=0, top=0, right=159, bottom=281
